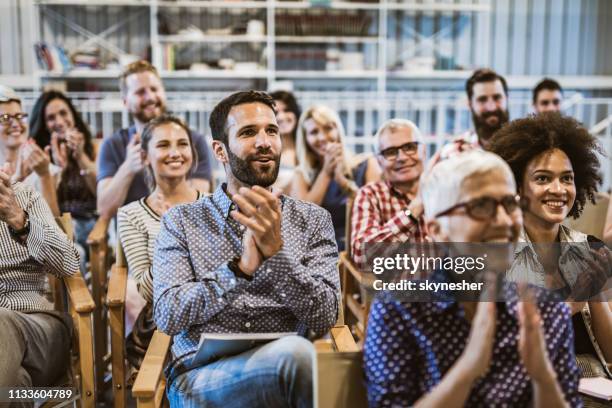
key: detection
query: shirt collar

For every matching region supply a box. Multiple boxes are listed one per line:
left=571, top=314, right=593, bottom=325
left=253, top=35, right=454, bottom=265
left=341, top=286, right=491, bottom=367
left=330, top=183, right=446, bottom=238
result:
left=385, top=180, right=413, bottom=202
left=515, top=224, right=589, bottom=258
left=212, top=182, right=287, bottom=219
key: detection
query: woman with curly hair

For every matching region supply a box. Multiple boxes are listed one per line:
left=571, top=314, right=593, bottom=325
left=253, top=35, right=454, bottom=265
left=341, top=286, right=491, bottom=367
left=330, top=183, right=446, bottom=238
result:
left=490, top=113, right=612, bottom=405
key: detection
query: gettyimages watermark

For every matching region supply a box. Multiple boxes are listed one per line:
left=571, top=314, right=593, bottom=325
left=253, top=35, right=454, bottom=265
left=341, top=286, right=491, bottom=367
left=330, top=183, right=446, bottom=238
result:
left=358, top=241, right=612, bottom=302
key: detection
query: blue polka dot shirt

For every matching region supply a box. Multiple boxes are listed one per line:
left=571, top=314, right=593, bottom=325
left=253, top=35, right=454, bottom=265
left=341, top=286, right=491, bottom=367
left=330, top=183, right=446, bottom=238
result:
left=153, top=184, right=341, bottom=380
left=364, top=286, right=582, bottom=407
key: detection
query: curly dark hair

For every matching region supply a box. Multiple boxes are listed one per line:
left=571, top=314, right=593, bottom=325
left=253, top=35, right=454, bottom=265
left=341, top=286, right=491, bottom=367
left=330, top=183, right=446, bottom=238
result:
left=489, top=112, right=603, bottom=219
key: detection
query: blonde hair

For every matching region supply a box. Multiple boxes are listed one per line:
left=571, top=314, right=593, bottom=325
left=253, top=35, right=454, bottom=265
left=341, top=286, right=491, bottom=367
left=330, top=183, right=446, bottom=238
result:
left=296, top=105, right=351, bottom=185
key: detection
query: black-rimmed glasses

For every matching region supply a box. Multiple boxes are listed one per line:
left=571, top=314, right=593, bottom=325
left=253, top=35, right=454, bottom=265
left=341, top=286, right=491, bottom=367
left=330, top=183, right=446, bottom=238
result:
left=378, top=142, right=420, bottom=161
left=435, top=194, right=521, bottom=221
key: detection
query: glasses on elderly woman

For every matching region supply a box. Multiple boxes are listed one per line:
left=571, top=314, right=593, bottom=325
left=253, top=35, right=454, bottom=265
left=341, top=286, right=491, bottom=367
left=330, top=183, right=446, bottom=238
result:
left=378, top=142, right=420, bottom=161
left=435, top=194, right=521, bottom=221
left=0, top=113, right=28, bottom=125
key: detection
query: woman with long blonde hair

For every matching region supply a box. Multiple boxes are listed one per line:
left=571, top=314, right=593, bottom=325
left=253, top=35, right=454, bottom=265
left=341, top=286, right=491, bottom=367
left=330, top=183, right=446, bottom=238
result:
left=291, top=105, right=380, bottom=250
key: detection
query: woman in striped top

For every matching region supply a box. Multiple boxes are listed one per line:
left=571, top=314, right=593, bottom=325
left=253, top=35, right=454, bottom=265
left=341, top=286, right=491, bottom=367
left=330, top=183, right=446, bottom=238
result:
left=118, top=115, right=203, bottom=370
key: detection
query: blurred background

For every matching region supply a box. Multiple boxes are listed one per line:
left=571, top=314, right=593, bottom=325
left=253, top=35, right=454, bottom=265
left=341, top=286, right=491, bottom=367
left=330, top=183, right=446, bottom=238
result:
left=1, top=0, right=610, bottom=189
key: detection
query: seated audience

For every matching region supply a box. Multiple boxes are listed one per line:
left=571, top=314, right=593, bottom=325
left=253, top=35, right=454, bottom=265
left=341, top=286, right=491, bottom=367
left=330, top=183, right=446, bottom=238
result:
left=0, top=85, right=60, bottom=215
left=153, top=91, right=340, bottom=407
left=270, top=90, right=300, bottom=193
left=533, top=78, right=563, bottom=114
left=490, top=114, right=612, bottom=393
left=97, top=60, right=212, bottom=218
left=28, top=91, right=98, bottom=266
left=351, top=119, right=429, bottom=265
left=364, top=150, right=581, bottom=407
left=0, top=163, right=80, bottom=391
left=291, top=105, right=380, bottom=250
left=118, top=115, right=204, bottom=370
left=436, top=69, right=510, bottom=162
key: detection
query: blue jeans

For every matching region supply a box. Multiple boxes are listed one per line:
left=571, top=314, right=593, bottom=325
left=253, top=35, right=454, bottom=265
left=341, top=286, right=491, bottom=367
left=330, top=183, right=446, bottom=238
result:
left=167, top=335, right=314, bottom=408
left=72, top=216, right=96, bottom=275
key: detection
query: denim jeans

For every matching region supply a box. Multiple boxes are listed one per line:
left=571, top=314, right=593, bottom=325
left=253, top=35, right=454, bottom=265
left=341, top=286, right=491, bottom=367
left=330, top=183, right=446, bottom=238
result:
left=167, top=335, right=314, bottom=408
left=72, top=216, right=96, bottom=275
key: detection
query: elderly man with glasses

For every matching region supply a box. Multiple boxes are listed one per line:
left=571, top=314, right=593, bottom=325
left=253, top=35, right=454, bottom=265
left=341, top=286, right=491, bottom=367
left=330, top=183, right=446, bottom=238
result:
left=350, top=119, right=429, bottom=266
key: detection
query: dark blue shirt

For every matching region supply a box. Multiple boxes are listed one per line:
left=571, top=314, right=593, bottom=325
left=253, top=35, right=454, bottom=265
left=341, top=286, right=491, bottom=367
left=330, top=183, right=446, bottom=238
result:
left=97, top=125, right=212, bottom=205
left=364, top=286, right=582, bottom=407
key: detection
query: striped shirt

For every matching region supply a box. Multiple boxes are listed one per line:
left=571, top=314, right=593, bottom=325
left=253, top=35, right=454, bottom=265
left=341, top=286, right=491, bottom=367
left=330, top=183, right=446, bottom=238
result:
left=117, top=191, right=205, bottom=303
left=350, top=180, right=429, bottom=266
left=0, top=182, right=80, bottom=311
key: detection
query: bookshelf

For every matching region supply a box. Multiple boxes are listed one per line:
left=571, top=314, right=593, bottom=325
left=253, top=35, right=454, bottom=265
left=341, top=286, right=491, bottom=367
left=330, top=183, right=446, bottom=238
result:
left=31, top=0, right=493, bottom=92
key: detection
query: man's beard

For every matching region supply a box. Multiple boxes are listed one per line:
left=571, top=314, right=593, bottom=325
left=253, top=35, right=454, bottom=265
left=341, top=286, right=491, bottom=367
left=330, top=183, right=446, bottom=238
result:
left=472, top=109, right=509, bottom=147
left=133, top=101, right=166, bottom=124
left=226, top=146, right=281, bottom=187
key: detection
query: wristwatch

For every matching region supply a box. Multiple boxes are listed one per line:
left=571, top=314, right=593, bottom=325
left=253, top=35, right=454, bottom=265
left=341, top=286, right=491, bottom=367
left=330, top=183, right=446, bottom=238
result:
left=404, top=208, right=419, bottom=224
left=8, top=211, right=30, bottom=239
left=228, top=257, right=254, bottom=281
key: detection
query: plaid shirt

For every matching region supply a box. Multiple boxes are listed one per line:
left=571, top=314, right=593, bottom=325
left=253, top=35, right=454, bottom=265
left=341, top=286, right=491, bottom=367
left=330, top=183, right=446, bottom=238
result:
left=350, top=180, right=429, bottom=266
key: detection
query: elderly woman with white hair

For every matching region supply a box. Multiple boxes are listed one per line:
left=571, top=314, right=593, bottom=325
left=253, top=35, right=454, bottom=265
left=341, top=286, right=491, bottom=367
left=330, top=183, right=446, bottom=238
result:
left=290, top=105, right=380, bottom=250
left=364, top=150, right=581, bottom=407
left=350, top=118, right=430, bottom=266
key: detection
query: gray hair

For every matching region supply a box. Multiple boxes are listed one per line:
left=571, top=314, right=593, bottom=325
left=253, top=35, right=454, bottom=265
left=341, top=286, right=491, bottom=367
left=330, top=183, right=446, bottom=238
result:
left=375, top=118, right=423, bottom=149
left=420, top=150, right=516, bottom=219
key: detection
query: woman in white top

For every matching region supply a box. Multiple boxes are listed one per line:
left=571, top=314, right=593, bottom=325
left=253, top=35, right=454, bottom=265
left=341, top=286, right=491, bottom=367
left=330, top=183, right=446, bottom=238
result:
left=118, top=115, right=203, bottom=369
left=491, top=113, right=612, bottom=405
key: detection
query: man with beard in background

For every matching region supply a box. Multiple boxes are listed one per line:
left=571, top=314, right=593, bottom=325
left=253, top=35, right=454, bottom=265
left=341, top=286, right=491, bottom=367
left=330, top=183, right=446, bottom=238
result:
left=438, top=68, right=510, bottom=160
left=97, top=61, right=212, bottom=218
left=153, top=91, right=340, bottom=407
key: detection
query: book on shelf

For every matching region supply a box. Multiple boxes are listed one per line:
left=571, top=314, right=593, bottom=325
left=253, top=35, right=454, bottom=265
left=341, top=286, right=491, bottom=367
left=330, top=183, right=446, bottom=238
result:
left=191, top=332, right=298, bottom=368
left=34, top=42, right=72, bottom=73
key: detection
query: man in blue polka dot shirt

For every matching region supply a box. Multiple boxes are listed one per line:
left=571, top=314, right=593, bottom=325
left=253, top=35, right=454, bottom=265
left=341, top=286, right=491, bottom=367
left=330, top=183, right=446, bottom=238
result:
left=364, top=151, right=582, bottom=407
left=153, top=90, right=340, bottom=408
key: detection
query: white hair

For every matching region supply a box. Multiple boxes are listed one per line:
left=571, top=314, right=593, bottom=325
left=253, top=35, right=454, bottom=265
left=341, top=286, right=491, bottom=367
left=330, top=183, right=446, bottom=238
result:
left=420, top=150, right=516, bottom=220
left=374, top=118, right=423, bottom=149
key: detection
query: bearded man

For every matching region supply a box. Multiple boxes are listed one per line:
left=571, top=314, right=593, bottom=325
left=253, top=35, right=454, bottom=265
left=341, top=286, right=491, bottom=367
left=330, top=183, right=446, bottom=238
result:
left=152, top=90, right=340, bottom=408
left=96, top=61, right=212, bottom=217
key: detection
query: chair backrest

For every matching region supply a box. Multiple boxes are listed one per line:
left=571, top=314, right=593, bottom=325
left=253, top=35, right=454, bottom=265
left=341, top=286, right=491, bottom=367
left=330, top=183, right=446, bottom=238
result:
left=344, top=195, right=356, bottom=258
left=563, top=192, right=610, bottom=240
left=51, top=213, right=73, bottom=312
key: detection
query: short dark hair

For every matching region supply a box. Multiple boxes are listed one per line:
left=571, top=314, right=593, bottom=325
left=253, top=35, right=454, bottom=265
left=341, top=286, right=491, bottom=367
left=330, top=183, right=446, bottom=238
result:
left=209, top=90, right=276, bottom=145
left=141, top=115, right=198, bottom=190
left=489, top=113, right=603, bottom=219
left=532, top=78, right=563, bottom=105
left=119, top=60, right=160, bottom=95
left=465, top=68, right=509, bottom=101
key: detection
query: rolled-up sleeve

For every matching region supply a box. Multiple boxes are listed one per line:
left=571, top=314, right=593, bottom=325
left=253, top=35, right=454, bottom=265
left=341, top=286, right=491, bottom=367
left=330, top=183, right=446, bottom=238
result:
left=152, top=208, right=239, bottom=335
left=265, top=209, right=340, bottom=337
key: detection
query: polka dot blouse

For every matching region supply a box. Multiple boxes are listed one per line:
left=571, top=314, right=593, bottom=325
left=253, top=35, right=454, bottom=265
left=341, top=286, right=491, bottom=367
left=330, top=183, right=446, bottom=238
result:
left=364, top=286, right=582, bottom=407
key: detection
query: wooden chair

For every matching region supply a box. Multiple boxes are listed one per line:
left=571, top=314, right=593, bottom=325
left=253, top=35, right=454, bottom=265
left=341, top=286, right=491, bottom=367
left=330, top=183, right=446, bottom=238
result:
left=45, top=213, right=97, bottom=408
left=339, top=196, right=374, bottom=343
left=86, top=215, right=114, bottom=397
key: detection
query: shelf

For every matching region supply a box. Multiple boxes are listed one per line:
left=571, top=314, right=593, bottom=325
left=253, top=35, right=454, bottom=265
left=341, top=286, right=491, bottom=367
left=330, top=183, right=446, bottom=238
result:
left=385, top=1, right=491, bottom=12
left=159, top=34, right=267, bottom=43
left=35, top=0, right=149, bottom=6
left=276, top=70, right=380, bottom=78
left=157, top=1, right=267, bottom=8
left=37, top=69, right=122, bottom=78
left=160, top=70, right=268, bottom=79
left=275, top=35, right=379, bottom=44
left=274, top=1, right=380, bottom=10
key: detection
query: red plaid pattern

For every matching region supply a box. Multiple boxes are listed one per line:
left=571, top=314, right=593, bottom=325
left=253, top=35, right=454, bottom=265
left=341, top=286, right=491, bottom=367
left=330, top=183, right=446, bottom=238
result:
left=350, top=180, right=429, bottom=266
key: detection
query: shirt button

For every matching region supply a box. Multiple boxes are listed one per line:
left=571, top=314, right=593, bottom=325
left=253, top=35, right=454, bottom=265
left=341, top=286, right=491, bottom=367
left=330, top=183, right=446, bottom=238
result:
left=245, top=322, right=251, bottom=328
left=229, top=279, right=236, bottom=285
left=266, top=268, right=272, bottom=273
left=280, top=293, right=286, bottom=298
left=240, top=225, right=246, bottom=231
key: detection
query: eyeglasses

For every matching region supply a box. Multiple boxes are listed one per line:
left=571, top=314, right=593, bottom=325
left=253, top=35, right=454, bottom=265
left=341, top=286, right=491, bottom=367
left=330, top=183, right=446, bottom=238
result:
left=0, top=113, right=28, bottom=125
left=435, top=194, right=521, bottom=221
left=379, top=142, right=420, bottom=161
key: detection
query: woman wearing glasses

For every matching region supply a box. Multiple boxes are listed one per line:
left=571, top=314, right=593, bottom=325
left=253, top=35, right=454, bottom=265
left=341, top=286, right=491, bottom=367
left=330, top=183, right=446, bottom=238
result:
left=291, top=105, right=380, bottom=250
left=0, top=85, right=60, bottom=216
left=490, top=113, right=612, bottom=404
left=29, top=91, right=98, bottom=262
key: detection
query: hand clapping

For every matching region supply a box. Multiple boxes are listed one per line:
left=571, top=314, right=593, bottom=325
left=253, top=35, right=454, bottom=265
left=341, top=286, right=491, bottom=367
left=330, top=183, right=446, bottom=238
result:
left=0, top=163, right=26, bottom=230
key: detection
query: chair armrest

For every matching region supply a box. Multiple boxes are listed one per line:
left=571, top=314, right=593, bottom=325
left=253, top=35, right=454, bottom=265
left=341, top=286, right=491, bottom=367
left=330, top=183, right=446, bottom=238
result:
left=86, top=216, right=111, bottom=247
left=132, top=330, right=172, bottom=398
left=106, top=265, right=128, bottom=307
left=330, top=325, right=359, bottom=352
left=64, top=271, right=95, bottom=313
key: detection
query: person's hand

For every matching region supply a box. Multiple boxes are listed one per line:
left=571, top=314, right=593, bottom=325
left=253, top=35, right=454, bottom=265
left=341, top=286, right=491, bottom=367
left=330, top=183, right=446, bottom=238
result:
left=123, top=132, right=144, bottom=175
left=237, top=228, right=264, bottom=275
left=50, top=132, right=68, bottom=168
left=569, top=248, right=611, bottom=301
left=21, top=140, right=51, bottom=177
left=231, top=186, right=283, bottom=260
left=65, top=128, right=86, bottom=161
left=0, top=165, right=26, bottom=230
left=518, top=300, right=555, bottom=384
left=457, top=301, right=496, bottom=380
left=322, top=143, right=342, bottom=176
